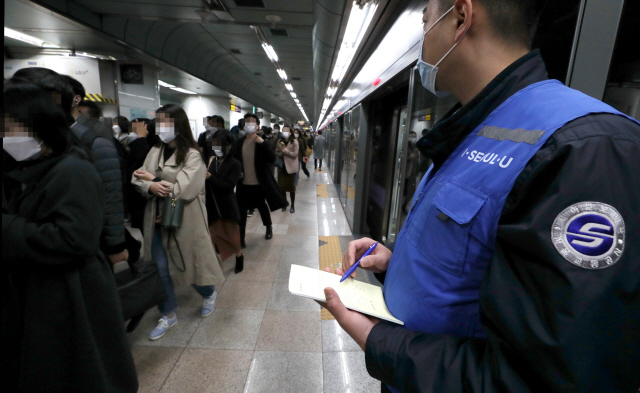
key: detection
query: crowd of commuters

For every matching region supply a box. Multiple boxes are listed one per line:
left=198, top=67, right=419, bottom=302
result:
left=2, top=66, right=320, bottom=391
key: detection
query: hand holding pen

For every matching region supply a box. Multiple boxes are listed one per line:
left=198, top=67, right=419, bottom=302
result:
left=339, top=238, right=393, bottom=280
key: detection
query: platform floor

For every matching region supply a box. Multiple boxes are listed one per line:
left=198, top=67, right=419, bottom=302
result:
left=128, top=163, right=382, bottom=393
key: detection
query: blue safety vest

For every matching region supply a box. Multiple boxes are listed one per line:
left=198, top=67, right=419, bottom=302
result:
left=383, top=80, right=634, bottom=342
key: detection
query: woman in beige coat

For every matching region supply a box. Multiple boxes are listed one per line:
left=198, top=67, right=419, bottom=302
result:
left=276, top=126, right=299, bottom=213
left=132, top=104, right=224, bottom=341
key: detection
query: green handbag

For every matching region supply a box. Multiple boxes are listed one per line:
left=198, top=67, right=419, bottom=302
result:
left=161, top=194, right=185, bottom=229
left=161, top=193, right=187, bottom=272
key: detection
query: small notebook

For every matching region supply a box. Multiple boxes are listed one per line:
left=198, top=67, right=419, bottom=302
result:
left=288, top=264, right=403, bottom=325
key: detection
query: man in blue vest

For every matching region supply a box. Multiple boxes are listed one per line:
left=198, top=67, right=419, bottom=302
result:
left=321, top=0, right=640, bottom=391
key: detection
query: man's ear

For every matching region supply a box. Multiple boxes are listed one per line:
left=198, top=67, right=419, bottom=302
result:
left=454, top=0, right=473, bottom=41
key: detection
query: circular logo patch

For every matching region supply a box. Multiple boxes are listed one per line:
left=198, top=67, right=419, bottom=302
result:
left=551, top=202, right=625, bottom=270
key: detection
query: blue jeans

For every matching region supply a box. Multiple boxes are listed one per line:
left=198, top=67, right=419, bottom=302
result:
left=152, top=228, right=214, bottom=315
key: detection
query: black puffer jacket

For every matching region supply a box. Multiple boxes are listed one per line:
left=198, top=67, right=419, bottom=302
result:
left=72, top=114, right=126, bottom=255
left=366, top=51, right=640, bottom=392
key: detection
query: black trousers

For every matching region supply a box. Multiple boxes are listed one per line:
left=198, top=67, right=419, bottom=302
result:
left=314, top=158, right=323, bottom=168
left=237, top=184, right=272, bottom=242
left=301, top=160, right=310, bottom=176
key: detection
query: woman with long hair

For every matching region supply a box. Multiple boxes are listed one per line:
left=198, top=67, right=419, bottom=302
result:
left=2, top=79, right=138, bottom=392
left=132, top=104, right=224, bottom=341
left=276, top=125, right=299, bottom=213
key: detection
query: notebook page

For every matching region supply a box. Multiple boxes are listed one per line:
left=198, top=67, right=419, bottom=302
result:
left=288, top=264, right=403, bottom=325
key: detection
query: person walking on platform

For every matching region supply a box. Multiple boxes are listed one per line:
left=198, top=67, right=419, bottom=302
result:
left=235, top=113, right=288, bottom=247
left=313, top=130, right=325, bottom=170
left=321, top=1, right=640, bottom=392
left=132, top=104, right=225, bottom=341
left=2, top=79, right=138, bottom=393
left=294, top=125, right=310, bottom=179
left=276, top=126, right=299, bottom=213
left=205, top=130, right=245, bottom=274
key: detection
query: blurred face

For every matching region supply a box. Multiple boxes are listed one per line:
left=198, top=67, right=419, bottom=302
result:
left=132, top=121, right=148, bottom=133
left=156, top=113, right=177, bottom=143
left=244, top=118, right=258, bottom=134
left=2, top=116, right=46, bottom=161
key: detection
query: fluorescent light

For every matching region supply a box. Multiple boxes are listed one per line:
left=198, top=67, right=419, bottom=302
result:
left=330, top=1, right=377, bottom=83
left=261, top=43, right=278, bottom=62
left=170, top=87, right=197, bottom=94
left=290, top=92, right=297, bottom=98
left=159, top=80, right=176, bottom=88
left=285, top=83, right=293, bottom=91
left=277, top=69, right=288, bottom=80
left=4, top=27, right=60, bottom=48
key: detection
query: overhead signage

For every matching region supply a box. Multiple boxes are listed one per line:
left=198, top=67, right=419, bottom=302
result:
left=231, top=104, right=241, bottom=113
left=120, top=64, right=144, bottom=85
left=419, top=114, right=432, bottom=121
left=4, top=58, right=101, bottom=94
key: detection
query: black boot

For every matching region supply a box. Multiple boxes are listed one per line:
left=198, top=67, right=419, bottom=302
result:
left=265, top=225, right=273, bottom=240
left=290, top=206, right=295, bottom=213
left=235, top=255, right=244, bottom=274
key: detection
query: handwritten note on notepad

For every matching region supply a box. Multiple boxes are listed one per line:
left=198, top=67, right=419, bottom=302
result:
left=288, top=264, right=403, bottom=325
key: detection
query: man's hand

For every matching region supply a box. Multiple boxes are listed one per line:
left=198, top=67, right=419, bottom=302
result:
left=108, top=250, right=129, bottom=264
left=342, top=237, right=392, bottom=279
left=318, top=267, right=380, bottom=351
left=134, top=170, right=155, bottom=182
left=206, top=172, right=212, bottom=179
left=256, top=136, right=264, bottom=144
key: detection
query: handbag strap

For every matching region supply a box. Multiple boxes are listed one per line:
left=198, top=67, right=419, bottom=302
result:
left=168, top=229, right=187, bottom=273
left=206, top=159, right=223, bottom=218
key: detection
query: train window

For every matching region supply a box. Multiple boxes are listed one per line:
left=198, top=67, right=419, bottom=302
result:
left=603, top=0, right=640, bottom=120
left=339, top=109, right=359, bottom=229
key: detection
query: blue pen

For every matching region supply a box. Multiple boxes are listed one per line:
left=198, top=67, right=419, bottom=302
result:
left=340, top=242, right=379, bottom=282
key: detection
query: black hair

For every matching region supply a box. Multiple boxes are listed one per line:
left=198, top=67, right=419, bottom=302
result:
left=63, top=75, right=86, bottom=100
left=11, top=67, right=75, bottom=117
left=437, top=0, right=546, bottom=48
left=3, top=79, right=79, bottom=156
left=213, top=115, right=225, bottom=128
left=211, top=129, right=237, bottom=159
left=318, top=130, right=323, bottom=135
left=147, top=118, right=158, bottom=146
left=244, top=113, right=259, bottom=125
left=132, top=118, right=151, bottom=125
left=114, top=116, right=130, bottom=134
left=78, top=100, right=101, bottom=118
left=155, top=104, right=205, bottom=165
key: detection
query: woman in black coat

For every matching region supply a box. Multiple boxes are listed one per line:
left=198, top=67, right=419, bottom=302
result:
left=1, top=81, right=138, bottom=392
left=205, top=130, right=245, bottom=273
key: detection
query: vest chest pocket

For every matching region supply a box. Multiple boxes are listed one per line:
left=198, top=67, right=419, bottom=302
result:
left=418, top=180, right=487, bottom=277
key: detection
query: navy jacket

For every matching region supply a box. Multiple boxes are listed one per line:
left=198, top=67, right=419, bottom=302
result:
left=366, top=51, right=640, bottom=392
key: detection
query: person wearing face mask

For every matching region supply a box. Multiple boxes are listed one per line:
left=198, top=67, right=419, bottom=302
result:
left=2, top=79, right=139, bottom=393
left=132, top=104, right=225, bottom=341
left=276, top=126, right=299, bottom=213
left=320, top=1, right=640, bottom=392
left=198, top=115, right=223, bottom=161
left=13, top=69, right=130, bottom=266
left=205, top=131, right=245, bottom=274
left=234, top=113, right=288, bottom=247
left=293, top=125, right=310, bottom=179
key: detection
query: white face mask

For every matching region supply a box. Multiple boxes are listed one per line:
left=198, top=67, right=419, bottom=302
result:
left=244, top=124, right=257, bottom=134
left=213, top=149, right=224, bottom=157
left=409, top=137, right=418, bottom=144
left=112, top=124, right=121, bottom=136
left=157, top=125, right=176, bottom=143
left=417, top=5, right=469, bottom=97
left=3, top=136, right=43, bottom=161
left=294, top=133, right=300, bottom=138
left=282, top=131, right=290, bottom=139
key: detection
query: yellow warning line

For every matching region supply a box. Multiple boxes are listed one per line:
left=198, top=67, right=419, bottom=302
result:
left=317, top=184, right=329, bottom=198
left=319, top=235, right=342, bottom=320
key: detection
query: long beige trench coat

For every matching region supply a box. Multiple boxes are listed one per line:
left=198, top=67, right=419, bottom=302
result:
left=132, top=145, right=224, bottom=288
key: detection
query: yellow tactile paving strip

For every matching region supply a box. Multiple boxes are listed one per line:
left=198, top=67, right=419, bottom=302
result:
left=317, top=183, right=329, bottom=198
left=319, top=235, right=342, bottom=320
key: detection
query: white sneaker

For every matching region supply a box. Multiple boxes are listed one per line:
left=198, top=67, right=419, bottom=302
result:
left=201, top=291, right=217, bottom=317
left=149, top=314, right=178, bottom=341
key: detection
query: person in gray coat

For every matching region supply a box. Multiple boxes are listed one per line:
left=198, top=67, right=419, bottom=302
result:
left=313, top=130, right=326, bottom=170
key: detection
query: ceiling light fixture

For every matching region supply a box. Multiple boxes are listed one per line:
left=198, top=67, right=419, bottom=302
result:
left=170, top=87, right=197, bottom=94
left=317, top=0, right=378, bottom=126
left=159, top=80, right=176, bottom=88
left=277, top=69, right=288, bottom=80
left=4, top=27, right=60, bottom=48
left=261, top=43, right=278, bottom=62
left=285, top=83, right=293, bottom=91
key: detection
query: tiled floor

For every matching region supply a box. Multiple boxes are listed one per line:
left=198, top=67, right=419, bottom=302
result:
left=129, top=164, right=382, bottom=392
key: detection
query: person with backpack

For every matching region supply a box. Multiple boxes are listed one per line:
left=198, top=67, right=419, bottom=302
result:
left=132, top=104, right=225, bottom=341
